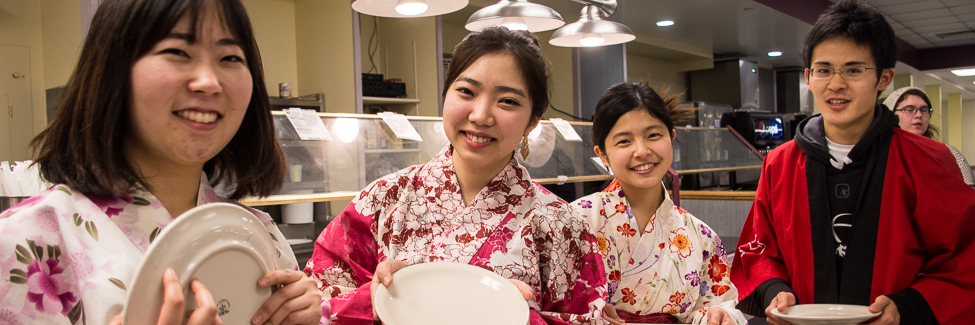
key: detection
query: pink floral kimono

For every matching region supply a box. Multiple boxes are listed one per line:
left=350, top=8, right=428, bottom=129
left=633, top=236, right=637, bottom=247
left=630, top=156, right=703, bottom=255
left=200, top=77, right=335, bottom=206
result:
left=572, top=186, right=746, bottom=324
left=306, top=146, right=608, bottom=325
left=0, top=174, right=300, bottom=325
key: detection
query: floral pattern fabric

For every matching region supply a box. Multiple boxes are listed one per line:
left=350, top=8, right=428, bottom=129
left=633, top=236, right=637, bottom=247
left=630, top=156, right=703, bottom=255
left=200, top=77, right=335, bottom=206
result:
left=0, top=173, right=299, bottom=325
left=305, top=146, right=608, bottom=325
left=572, top=186, right=746, bottom=324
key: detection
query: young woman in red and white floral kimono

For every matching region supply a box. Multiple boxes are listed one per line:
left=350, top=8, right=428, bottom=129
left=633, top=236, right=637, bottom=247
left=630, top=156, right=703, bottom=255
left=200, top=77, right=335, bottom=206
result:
left=305, top=27, right=608, bottom=325
left=571, top=82, right=746, bottom=325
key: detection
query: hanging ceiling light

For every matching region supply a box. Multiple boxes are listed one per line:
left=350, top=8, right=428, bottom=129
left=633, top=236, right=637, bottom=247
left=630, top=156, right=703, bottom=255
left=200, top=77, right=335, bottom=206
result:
left=351, top=0, right=468, bottom=18
left=549, top=3, right=635, bottom=47
left=465, top=0, right=565, bottom=32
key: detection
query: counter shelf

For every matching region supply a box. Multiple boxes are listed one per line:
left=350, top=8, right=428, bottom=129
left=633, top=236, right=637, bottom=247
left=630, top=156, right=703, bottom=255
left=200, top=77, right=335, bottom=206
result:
left=244, top=113, right=764, bottom=206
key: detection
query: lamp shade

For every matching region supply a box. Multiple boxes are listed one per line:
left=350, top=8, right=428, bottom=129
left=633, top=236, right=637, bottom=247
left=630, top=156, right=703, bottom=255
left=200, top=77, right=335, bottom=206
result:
left=465, top=0, right=564, bottom=32
left=352, top=0, right=468, bottom=18
left=549, top=5, right=634, bottom=47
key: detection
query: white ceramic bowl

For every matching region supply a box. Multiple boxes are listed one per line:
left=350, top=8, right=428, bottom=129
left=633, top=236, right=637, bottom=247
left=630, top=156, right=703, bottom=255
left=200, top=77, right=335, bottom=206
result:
left=373, top=262, right=529, bottom=325
left=769, top=304, right=881, bottom=325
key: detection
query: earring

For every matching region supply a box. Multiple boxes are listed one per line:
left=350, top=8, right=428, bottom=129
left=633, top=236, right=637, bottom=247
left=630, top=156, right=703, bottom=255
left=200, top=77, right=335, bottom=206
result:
left=520, top=134, right=530, bottom=160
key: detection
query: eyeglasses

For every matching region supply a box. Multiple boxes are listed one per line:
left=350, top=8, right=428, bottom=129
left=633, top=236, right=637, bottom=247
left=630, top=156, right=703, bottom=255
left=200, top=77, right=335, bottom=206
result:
left=894, top=106, right=933, bottom=115
left=807, top=66, right=876, bottom=80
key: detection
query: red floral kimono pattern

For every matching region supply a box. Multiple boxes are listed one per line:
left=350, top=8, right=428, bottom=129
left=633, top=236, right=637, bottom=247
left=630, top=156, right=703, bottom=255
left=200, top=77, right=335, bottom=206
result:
left=306, top=146, right=608, bottom=325
left=572, top=186, right=746, bottom=324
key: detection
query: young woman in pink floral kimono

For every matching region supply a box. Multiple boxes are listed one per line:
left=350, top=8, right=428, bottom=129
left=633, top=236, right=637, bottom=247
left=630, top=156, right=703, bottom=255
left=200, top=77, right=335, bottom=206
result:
left=306, top=27, right=608, bottom=325
left=571, top=82, right=747, bottom=325
left=0, top=0, right=323, bottom=324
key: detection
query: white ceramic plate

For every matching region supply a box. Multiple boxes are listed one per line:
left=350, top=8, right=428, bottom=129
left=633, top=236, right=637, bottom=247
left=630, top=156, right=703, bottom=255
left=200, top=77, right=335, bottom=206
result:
left=373, top=262, right=529, bottom=325
left=122, top=203, right=279, bottom=324
left=769, top=304, right=881, bottom=325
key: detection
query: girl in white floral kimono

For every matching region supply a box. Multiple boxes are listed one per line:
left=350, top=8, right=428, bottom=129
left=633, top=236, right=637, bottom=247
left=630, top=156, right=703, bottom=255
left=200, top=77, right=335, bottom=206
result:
left=571, top=82, right=747, bottom=325
left=0, top=0, right=324, bottom=324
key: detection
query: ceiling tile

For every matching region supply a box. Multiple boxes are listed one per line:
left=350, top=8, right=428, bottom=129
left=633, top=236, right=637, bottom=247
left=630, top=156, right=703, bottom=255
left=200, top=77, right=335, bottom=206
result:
left=889, top=8, right=954, bottom=22
left=912, top=22, right=968, bottom=34
left=949, top=4, right=975, bottom=14
left=962, top=14, right=975, bottom=27
left=931, top=38, right=975, bottom=48
left=867, top=0, right=917, bottom=7
left=878, top=0, right=944, bottom=15
left=899, top=34, right=929, bottom=43
left=899, top=16, right=961, bottom=28
left=920, top=31, right=975, bottom=44
left=894, top=29, right=915, bottom=37
left=888, top=21, right=906, bottom=30
left=943, top=0, right=974, bottom=7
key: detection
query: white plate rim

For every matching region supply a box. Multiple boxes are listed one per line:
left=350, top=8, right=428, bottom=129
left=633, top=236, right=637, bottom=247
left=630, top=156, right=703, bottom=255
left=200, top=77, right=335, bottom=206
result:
left=373, top=262, right=530, bottom=325
left=769, top=304, right=881, bottom=321
left=121, top=202, right=278, bottom=324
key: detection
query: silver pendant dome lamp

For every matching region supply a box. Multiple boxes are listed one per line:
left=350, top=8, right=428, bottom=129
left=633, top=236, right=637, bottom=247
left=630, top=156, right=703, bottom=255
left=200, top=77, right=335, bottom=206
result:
left=350, top=0, right=468, bottom=18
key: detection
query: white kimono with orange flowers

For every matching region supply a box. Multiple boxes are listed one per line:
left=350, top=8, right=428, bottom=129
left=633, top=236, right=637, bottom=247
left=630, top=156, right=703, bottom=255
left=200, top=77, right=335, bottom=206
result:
left=572, top=185, right=746, bottom=324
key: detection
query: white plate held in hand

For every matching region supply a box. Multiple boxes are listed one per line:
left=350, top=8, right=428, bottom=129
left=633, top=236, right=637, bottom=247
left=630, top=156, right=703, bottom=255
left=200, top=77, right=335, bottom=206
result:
left=122, top=203, right=279, bottom=324
left=373, top=262, right=530, bottom=325
left=769, top=304, right=881, bottom=325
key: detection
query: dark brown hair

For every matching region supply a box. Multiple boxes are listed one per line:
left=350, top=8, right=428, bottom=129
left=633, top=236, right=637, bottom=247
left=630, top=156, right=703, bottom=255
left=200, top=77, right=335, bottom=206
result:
left=31, top=0, right=284, bottom=200
left=592, top=81, right=690, bottom=153
left=891, top=88, right=940, bottom=139
left=802, top=0, right=896, bottom=84
left=444, top=26, right=550, bottom=122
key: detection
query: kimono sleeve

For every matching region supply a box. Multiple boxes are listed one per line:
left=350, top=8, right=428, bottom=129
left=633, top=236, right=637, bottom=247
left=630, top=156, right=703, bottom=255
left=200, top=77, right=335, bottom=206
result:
left=687, top=229, right=747, bottom=325
left=305, top=195, right=381, bottom=325
left=729, top=152, right=794, bottom=316
left=533, top=207, right=609, bottom=325
left=900, top=144, right=975, bottom=324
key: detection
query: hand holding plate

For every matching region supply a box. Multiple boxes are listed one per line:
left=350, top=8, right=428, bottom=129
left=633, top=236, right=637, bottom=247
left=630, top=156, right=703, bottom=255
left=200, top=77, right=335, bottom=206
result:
left=507, top=279, right=534, bottom=301
left=766, top=291, right=796, bottom=325
left=370, top=259, right=407, bottom=321
left=866, top=295, right=897, bottom=324
left=706, top=306, right=736, bottom=325
left=112, top=268, right=224, bottom=325
left=601, top=303, right=624, bottom=325
left=251, top=269, right=323, bottom=325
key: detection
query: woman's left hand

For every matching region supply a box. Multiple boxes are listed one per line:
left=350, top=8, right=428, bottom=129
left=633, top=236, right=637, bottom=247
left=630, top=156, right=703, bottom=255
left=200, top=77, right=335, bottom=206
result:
left=507, top=279, right=534, bottom=325
left=251, top=269, right=322, bottom=325
left=706, top=306, right=736, bottom=325
left=508, top=279, right=534, bottom=301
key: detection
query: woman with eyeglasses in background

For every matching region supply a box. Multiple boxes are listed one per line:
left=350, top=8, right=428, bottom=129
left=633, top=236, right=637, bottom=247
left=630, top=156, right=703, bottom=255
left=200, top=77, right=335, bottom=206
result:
left=883, top=86, right=974, bottom=187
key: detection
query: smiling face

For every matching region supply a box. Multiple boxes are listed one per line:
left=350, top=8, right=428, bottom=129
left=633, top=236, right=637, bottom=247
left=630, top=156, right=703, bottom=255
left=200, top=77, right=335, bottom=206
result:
left=595, top=109, right=674, bottom=192
left=126, top=4, right=252, bottom=173
left=893, top=94, right=931, bottom=136
left=806, top=36, right=893, bottom=144
left=442, top=52, right=538, bottom=175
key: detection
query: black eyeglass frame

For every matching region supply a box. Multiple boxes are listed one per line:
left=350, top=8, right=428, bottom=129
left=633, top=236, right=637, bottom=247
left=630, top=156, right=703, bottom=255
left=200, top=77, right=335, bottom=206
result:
left=806, top=66, right=877, bottom=80
left=893, top=106, right=933, bottom=115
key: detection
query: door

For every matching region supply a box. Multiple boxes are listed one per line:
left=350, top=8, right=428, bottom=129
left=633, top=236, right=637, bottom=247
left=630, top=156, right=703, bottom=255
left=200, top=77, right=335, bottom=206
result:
left=0, top=44, right=34, bottom=162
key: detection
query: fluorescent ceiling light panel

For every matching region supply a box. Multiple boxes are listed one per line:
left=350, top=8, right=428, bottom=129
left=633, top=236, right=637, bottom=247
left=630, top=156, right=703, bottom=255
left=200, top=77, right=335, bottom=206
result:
left=768, top=51, right=783, bottom=57
left=950, top=68, right=975, bottom=76
left=656, top=20, right=674, bottom=27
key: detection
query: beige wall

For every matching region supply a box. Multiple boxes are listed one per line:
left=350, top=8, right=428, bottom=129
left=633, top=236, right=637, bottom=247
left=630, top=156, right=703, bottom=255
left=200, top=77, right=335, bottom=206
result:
left=242, top=0, right=299, bottom=98
left=294, top=0, right=356, bottom=113
left=963, top=100, right=975, bottom=164
left=626, top=53, right=689, bottom=101
left=1, top=0, right=53, bottom=142
left=40, top=0, right=82, bottom=90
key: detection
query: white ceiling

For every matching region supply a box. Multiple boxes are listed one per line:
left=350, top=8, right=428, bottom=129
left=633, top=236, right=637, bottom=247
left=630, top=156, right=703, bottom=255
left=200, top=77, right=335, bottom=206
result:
left=450, top=0, right=975, bottom=101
